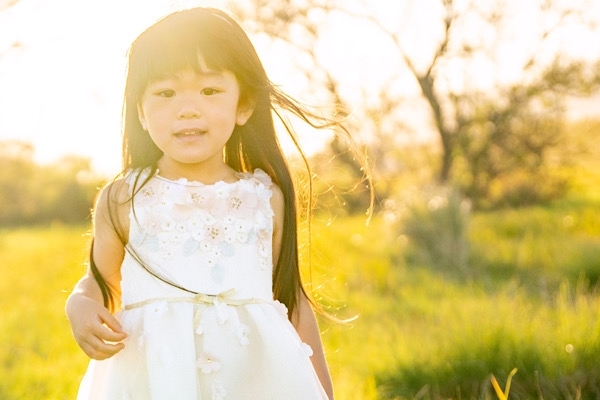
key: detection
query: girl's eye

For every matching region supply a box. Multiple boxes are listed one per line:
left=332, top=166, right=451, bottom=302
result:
left=201, top=88, right=218, bottom=96
left=156, top=89, right=175, bottom=98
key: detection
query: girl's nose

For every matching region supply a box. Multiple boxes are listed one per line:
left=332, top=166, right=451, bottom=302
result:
left=178, top=108, right=200, bottom=119
left=177, top=95, right=202, bottom=119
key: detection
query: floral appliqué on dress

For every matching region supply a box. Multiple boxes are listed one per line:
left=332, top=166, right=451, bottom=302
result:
left=128, top=169, right=274, bottom=284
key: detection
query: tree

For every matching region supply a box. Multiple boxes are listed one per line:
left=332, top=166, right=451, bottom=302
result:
left=231, top=0, right=600, bottom=207
left=0, top=141, right=102, bottom=225
left=0, top=141, right=38, bottom=223
left=39, top=155, right=100, bottom=224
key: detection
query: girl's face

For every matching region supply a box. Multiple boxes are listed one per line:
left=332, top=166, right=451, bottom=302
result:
left=137, top=65, right=253, bottom=177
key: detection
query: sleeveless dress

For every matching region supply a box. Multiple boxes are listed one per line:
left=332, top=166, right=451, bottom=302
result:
left=77, top=169, right=328, bottom=400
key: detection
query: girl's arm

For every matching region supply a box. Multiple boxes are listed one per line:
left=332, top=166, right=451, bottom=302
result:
left=292, top=292, right=335, bottom=399
left=271, top=186, right=335, bottom=399
left=65, top=182, right=128, bottom=360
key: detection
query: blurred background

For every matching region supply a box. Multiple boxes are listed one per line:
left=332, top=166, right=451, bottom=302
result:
left=1, top=0, right=599, bottom=399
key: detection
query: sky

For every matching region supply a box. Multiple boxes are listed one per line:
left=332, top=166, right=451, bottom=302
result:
left=1, top=0, right=599, bottom=177
left=0, top=0, right=225, bottom=175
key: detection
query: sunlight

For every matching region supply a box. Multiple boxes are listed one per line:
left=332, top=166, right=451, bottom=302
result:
left=0, top=0, right=207, bottom=175
left=0, top=0, right=599, bottom=177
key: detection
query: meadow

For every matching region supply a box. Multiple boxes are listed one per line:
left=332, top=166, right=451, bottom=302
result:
left=0, top=166, right=599, bottom=399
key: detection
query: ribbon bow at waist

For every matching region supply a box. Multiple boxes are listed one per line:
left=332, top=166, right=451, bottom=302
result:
left=122, top=289, right=267, bottom=311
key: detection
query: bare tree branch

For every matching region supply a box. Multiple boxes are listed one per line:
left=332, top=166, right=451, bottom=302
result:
left=235, top=0, right=600, bottom=205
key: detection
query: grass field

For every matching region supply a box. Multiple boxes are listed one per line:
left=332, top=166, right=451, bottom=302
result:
left=0, top=225, right=91, bottom=399
left=0, top=175, right=599, bottom=399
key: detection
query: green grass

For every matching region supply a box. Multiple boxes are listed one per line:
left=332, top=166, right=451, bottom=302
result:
left=0, top=225, right=90, bottom=399
left=1, top=186, right=599, bottom=399
left=310, top=202, right=600, bottom=399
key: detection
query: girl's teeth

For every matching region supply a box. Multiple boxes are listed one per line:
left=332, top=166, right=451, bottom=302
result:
left=177, top=131, right=202, bottom=136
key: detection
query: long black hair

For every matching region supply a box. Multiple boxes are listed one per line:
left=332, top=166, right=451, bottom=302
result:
left=92, top=7, right=370, bottom=318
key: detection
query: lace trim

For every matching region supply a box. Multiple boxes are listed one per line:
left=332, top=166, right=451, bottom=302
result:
left=124, top=167, right=272, bottom=191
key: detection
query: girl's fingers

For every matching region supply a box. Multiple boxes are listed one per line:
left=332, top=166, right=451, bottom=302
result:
left=82, top=338, right=125, bottom=360
left=98, top=308, right=126, bottom=335
left=92, top=323, right=127, bottom=343
left=77, top=315, right=127, bottom=359
left=93, top=308, right=127, bottom=341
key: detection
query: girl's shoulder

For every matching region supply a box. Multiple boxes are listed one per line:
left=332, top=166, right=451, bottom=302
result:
left=242, top=169, right=283, bottom=218
left=123, top=167, right=154, bottom=187
left=98, top=178, right=126, bottom=204
left=93, top=174, right=132, bottom=230
left=96, top=168, right=150, bottom=206
left=236, top=168, right=273, bottom=188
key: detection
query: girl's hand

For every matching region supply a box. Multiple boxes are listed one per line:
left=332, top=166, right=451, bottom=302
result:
left=66, top=293, right=127, bottom=360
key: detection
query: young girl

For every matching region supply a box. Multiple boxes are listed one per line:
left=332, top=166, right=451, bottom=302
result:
left=66, top=7, right=365, bottom=400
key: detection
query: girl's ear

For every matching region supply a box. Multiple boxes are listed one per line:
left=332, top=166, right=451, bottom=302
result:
left=236, top=99, right=255, bottom=126
left=137, top=103, right=147, bottom=130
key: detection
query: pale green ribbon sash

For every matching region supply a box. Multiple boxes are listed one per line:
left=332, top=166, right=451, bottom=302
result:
left=122, top=289, right=267, bottom=311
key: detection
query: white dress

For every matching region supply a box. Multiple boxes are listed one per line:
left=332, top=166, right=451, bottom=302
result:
left=77, top=169, right=328, bottom=400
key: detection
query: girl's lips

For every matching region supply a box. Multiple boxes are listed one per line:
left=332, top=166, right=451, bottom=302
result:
left=173, top=129, right=206, bottom=138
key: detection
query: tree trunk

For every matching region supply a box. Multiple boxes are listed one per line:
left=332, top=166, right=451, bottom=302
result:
left=417, top=75, right=452, bottom=183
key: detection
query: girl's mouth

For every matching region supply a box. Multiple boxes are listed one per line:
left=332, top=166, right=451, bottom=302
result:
left=174, top=129, right=206, bottom=138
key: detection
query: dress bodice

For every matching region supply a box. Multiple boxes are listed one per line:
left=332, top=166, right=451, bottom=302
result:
left=120, top=168, right=275, bottom=306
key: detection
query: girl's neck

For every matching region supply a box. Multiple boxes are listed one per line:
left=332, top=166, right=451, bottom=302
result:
left=156, top=158, right=237, bottom=184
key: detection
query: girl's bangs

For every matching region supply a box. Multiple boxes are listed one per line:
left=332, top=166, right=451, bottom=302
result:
left=128, top=14, right=234, bottom=99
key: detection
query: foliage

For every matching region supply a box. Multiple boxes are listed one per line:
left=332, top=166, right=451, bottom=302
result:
left=232, top=0, right=600, bottom=209
left=0, top=141, right=104, bottom=226
left=452, top=72, right=571, bottom=208
left=373, top=163, right=600, bottom=399
left=385, top=185, right=472, bottom=276
left=0, top=141, right=37, bottom=223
